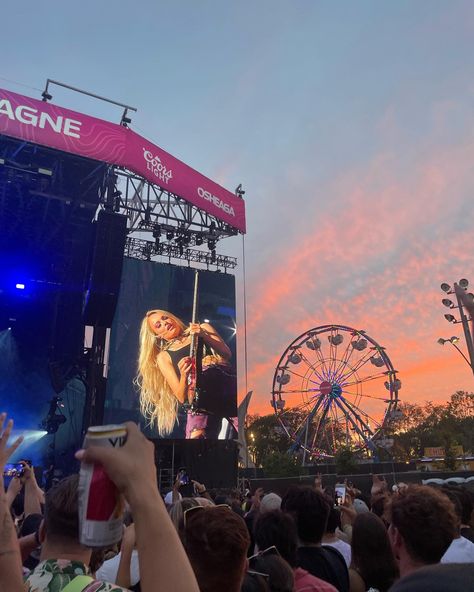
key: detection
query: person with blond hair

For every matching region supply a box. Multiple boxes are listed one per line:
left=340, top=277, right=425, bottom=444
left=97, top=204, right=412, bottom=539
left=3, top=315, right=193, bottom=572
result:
left=137, top=309, right=231, bottom=438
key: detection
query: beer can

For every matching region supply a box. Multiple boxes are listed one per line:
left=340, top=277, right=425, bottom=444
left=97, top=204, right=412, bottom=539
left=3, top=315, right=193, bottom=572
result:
left=78, top=424, right=126, bottom=547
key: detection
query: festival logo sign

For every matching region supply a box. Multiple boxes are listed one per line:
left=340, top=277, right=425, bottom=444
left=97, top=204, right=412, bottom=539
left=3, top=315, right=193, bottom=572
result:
left=143, top=149, right=173, bottom=185
left=0, top=87, right=246, bottom=232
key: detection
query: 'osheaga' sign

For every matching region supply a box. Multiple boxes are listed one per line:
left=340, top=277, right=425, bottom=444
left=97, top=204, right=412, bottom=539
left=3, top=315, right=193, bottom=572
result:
left=0, top=88, right=246, bottom=232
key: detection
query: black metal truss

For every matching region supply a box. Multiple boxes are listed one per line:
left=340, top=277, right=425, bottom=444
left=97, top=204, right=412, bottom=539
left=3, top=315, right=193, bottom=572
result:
left=125, top=237, right=237, bottom=270
left=110, top=168, right=240, bottom=243
left=0, top=135, right=241, bottom=271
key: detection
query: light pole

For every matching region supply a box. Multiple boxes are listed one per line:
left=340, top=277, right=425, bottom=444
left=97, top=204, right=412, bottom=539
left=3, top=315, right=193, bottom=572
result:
left=439, top=280, right=474, bottom=377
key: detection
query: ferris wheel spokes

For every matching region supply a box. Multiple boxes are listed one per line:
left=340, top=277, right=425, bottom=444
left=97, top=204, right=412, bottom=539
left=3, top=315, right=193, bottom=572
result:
left=331, top=396, right=373, bottom=450
left=294, top=348, right=327, bottom=384
left=342, top=371, right=390, bottom=388
left=284, top=367, right=320, bottom=386
left=331, top=333, right=359, bottom=380
left=333, top=348, right=375, bottom=384
left=340, top=388, right=392, bottom=403
left=290, top=395, right=327, bottom=449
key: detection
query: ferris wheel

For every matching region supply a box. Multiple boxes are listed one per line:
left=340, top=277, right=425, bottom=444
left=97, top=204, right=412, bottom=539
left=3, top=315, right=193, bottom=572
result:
left=271, top=325, right=401, bottom=458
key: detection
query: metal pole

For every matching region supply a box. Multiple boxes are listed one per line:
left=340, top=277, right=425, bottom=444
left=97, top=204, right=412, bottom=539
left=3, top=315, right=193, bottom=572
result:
left=302, top=416, right=310, bottom=466
left=453, top=284, right=474, bottom=376
left=171, top=442, right=175, bottom=485
left=44, top=79, right=137, bottom=112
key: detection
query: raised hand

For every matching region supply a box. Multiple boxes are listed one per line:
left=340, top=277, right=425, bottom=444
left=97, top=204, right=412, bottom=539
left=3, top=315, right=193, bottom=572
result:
left=249, top=487, right=264, bottom=512
left=6, top=475, right=23, bottom=499
left=76, top=422, right=156, bottom=504
left=192, top=480, right=207, bottom=495
left=340, top=496, right=357, bottom=527
left=0, top=414, right=23, bottom=474
left=178, top=356, right=193, bottom=378
left=188, top=323, right=202, bottom=335
left=371, top=474, right=388, bottom=498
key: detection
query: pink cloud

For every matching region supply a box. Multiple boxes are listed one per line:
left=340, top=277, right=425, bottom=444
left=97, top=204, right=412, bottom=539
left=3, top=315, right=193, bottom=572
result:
left=242, top=128, right=474, bottom=421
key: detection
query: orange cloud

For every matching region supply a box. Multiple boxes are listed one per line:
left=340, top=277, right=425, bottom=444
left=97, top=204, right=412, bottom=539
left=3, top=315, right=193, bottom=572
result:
left=241, top=123, right=474, bottom=423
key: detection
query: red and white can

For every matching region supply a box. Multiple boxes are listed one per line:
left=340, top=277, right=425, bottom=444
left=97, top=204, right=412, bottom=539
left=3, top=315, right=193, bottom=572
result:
left=78, top=424, right=126, bottom=547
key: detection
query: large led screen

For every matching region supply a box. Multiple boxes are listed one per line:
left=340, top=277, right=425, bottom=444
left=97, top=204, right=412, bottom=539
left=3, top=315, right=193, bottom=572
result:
left=104, top=258, right=237, bottom=439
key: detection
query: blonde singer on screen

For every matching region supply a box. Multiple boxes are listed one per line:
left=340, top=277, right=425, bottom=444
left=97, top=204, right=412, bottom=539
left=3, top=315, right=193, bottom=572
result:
left=137, top=309, right=232, bottom=439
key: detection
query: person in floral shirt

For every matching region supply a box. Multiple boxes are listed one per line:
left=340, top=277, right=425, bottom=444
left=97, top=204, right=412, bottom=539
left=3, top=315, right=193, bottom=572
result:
left=24, top=474, right=130, bottom=592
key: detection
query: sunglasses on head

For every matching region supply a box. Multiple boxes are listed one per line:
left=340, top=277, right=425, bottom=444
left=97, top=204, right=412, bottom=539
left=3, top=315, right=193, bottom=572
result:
left=248, top=545, right=280, bottom=562
left=183, top=503, right=231, bottom=529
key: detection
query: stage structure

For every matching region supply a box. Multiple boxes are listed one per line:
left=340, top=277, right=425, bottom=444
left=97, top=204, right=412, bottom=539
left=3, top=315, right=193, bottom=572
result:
left=0, top=83, right=246, bottom=486
left=271, top=325, right=401, bottom=460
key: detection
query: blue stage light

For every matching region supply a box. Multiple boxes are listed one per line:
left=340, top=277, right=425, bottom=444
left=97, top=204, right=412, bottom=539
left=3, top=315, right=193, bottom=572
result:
left=15, top=283, right=25, bottom=290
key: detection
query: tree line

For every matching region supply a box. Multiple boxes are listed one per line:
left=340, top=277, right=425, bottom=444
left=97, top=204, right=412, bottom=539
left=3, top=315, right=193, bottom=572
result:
left=245, top=391, right=474, bottom=475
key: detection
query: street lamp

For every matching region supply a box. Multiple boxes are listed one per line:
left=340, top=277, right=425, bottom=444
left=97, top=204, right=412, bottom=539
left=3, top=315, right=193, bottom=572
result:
left=439, top=279, right=474, bottom=376
left=437, top=336, right=472, bottom=368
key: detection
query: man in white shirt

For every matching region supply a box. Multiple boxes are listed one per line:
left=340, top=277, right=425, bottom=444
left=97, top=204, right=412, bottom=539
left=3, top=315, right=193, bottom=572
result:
left=96, top=523, right=140, bottom=588
left=322, top=506, right=351, bottom=568
left=441, top=487, right=474, bottom=564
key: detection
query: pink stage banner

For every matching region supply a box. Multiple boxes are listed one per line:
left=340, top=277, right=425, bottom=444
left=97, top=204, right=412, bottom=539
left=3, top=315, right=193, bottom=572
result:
left=0, top=88, right=246, bottom=232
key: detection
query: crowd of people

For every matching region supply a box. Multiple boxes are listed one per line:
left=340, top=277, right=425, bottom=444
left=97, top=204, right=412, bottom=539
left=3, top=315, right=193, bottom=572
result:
left=1, top=413, right=474, bottom=592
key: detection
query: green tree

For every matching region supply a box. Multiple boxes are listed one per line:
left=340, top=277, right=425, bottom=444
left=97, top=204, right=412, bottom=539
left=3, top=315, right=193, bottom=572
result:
left=261, top=451, right=301, bottom=478
left=334, top=447, right=357, bottom=475
left=388, top=392, right=474, bottom=461
left=246, top=409, right=307, bottom=466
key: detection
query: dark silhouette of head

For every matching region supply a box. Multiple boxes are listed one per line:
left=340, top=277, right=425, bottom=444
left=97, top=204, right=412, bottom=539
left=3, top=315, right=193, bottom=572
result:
left=281, top=486, right=330, bottom=545
left=352, top=512, right=399, bottom=592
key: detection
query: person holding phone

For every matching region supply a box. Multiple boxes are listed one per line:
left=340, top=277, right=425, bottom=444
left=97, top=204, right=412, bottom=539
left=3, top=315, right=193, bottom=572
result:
left=137, top=309, right=231, bottom=439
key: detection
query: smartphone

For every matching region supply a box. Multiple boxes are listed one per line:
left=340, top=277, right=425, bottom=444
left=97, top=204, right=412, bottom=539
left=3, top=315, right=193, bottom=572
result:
left=335, top=483, right=346, bottom=506
left=178, top=469, right=190, bottom=486
left=3, top=463, right=25, bottom=477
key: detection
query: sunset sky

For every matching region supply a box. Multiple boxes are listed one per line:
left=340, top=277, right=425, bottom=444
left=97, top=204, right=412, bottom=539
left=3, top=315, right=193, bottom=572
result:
left=2, top=1, right=474, bottom=418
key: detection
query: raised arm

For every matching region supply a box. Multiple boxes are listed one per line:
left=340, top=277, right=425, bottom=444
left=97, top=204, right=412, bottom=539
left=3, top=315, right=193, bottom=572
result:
left=76, top=423, right=200, bottom=592
left=0, top=414, right=25, bottom=592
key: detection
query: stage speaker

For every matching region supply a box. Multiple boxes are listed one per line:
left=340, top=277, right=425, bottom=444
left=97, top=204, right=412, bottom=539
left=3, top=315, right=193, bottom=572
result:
left=83, top=210, right=127, bottom=327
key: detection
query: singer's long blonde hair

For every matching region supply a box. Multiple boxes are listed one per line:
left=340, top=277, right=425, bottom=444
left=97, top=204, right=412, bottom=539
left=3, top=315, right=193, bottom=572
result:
left=137, top=309, right=187, bottom=436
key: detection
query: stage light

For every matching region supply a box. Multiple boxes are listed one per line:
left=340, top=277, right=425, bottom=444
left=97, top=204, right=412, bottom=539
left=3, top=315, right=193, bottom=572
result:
left=152, top=224, right=161, bottom=239
left=441, top=283, right=451, bottom=293
left=450, top=336, right=460, bottom=343
left=444, top=314, right=456, bottom=322
left=41, top=91, right=52, bottom=102
left=442, top=299, right=454, bottom=308
left=459, top=279, right=469, bottom=289
left=166, top=230, right=174, bottom=240
left=195, top=234, right=204, bottom=246
left=121, top=108, right=132, bottom=127
left=438, top=338, right=446, bottom=345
